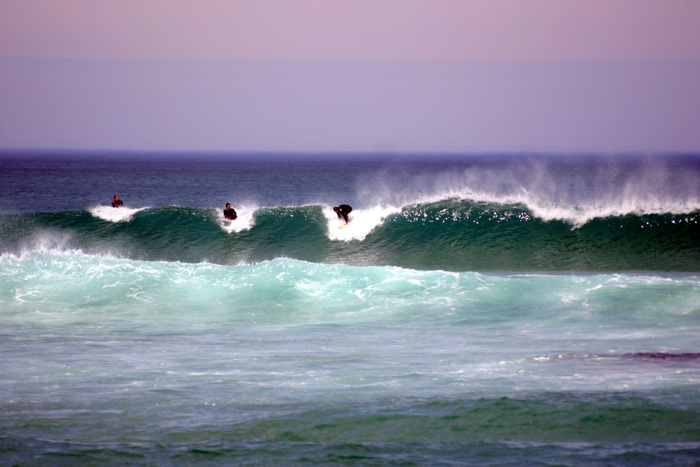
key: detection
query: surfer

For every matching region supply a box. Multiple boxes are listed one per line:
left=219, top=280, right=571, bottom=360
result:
left=112, top=194, right=124, bottom=208
left=223, top=203, right=237, bottom=220
left=333, top=204, right=352, bottom=224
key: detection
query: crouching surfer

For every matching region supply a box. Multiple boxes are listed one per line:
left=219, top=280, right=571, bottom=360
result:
left=223, top=203, right=237, bottom=220
left=333, top=204, right=352, bottom=225
left=112, top=194, right=124, bottom=208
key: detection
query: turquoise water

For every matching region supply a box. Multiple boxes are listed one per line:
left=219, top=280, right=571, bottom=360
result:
left=1, top=152, right=700, bottom=465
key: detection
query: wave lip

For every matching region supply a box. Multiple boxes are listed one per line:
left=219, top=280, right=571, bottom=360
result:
left=356, top=154, right=700, bottom=228
left=406, top=184, right=700, bottom=228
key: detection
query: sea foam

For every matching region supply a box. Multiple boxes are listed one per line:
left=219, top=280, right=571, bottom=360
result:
left=324, top=204, right=400, bottom=241
left=89, top=205, right=147, bottom=222
left=217, top=204, right=256, bottom=233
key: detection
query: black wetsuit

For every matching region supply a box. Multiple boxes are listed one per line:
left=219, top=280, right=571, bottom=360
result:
left=223, top=208, right=237, bottom=220
left=334, top=204, right=352, bottom=223
left=112, top=199, right=123, bottom=208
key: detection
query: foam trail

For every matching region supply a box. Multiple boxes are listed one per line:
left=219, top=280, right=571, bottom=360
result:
left=217, top=204, right=256, bottom=233
left=325, top=205, right=400, bottom=241
left=89, top=205, right=147, bottom=223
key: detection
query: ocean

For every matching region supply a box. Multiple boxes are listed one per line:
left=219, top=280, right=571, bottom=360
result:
left=1, top=151, right=699, bottom=465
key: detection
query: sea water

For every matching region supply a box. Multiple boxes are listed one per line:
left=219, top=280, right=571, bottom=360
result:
left=1, top=152, right=699, bottom=465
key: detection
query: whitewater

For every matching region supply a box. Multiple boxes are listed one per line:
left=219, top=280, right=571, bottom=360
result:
left=1, top=151, right=699, bottom=465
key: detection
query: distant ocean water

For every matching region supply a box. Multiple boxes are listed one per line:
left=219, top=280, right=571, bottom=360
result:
left=1, top=151, right=699, bottom=465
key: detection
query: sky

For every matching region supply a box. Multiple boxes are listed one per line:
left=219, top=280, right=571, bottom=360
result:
left=1, top=0, right=699, bottom=153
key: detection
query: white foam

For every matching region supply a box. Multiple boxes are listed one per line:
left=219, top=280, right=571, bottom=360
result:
left=217, top=204, right=256, bottom=233
left=325, top=205, right=400, bottom=242
left=89, top=205, right=147, bottom=223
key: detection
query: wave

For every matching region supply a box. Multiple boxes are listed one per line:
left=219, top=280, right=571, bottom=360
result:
left=355, top=154, right=700, bottom=228
left=1, top=200, right=698, bottom=271
left=2, top=252, right=698, bottom=327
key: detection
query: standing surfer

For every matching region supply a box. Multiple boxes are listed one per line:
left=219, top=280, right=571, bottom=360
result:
left=112, top=194, right=124, bottom=208
left=333, top=204, right=352, bottom=224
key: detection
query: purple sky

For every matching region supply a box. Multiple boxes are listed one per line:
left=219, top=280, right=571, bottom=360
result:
left=1, top=0, right=699, bottom=153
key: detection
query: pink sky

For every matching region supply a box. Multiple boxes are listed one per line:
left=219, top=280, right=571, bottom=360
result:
left=2, top=0, right=699, bottom=61
left=1, top=0, right=699, bottom=152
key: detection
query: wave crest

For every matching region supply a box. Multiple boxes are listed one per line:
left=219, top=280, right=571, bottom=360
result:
left=1, top=201, right=698, bottom=271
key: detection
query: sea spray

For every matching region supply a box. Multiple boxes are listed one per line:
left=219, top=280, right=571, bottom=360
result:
left=357, top=154, right=700, bottom=226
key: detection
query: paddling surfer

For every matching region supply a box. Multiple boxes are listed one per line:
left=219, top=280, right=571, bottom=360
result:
left=223, top=203, right=237, bottom=220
